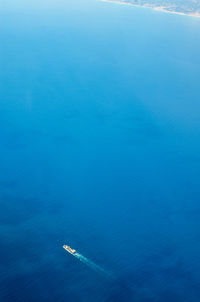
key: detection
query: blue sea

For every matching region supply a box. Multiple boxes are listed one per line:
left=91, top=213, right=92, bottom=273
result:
left=0, top=0, right=200, bottom=301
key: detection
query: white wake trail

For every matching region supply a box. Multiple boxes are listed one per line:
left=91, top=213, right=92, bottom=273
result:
left=73, top=253, right=113, bottom=279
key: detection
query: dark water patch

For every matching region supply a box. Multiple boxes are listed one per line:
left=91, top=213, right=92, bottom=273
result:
left=1, top=132, right=29, bottom=150
left=50, top=133, right=76, bottom=146
left=104, top=285, right=135, bottom=302
left=0, top=196, right=46, bottom=226
left=0, top=180, right=18, bottom=190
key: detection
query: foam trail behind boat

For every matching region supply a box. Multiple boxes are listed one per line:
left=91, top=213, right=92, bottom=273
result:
left=74, top=253, right=113, bottom=279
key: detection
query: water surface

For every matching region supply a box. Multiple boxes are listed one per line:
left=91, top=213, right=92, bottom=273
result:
left=0, top=0, right=200, bottom=301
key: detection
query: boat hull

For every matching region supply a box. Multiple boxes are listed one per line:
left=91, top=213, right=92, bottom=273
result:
left=63, top=245, right=77, bottom=255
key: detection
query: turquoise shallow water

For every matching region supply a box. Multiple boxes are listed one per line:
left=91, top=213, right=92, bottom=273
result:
left=0, top=0, right=200, bottom=301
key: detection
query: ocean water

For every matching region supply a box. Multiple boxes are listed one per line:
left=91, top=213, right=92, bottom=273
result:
left=0, top=0, right=200, bottom=301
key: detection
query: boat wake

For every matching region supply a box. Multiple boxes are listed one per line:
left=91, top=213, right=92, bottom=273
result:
left=63, top=245, right=134, bottom=299
left=73, top=253, right=113, bottom=279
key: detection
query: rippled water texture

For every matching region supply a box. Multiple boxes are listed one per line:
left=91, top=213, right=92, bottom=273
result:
left=0, top=0, right=200, bottom=301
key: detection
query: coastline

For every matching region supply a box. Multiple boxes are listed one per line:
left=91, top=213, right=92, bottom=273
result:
left=100, top=0, right=200, bottom=18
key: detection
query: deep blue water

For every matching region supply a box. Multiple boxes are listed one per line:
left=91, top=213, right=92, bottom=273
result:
left=0, top=0, right=200, bottom=301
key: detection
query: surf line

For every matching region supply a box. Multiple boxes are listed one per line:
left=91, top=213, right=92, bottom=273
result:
left=63, top=245, right=113, bottom=279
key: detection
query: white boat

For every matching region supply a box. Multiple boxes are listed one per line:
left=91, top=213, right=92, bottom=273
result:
left=63, top=244, right=77, bottom=255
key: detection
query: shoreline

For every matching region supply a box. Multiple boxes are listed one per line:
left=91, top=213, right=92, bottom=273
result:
left=100, top=0, right=200, bottom=18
